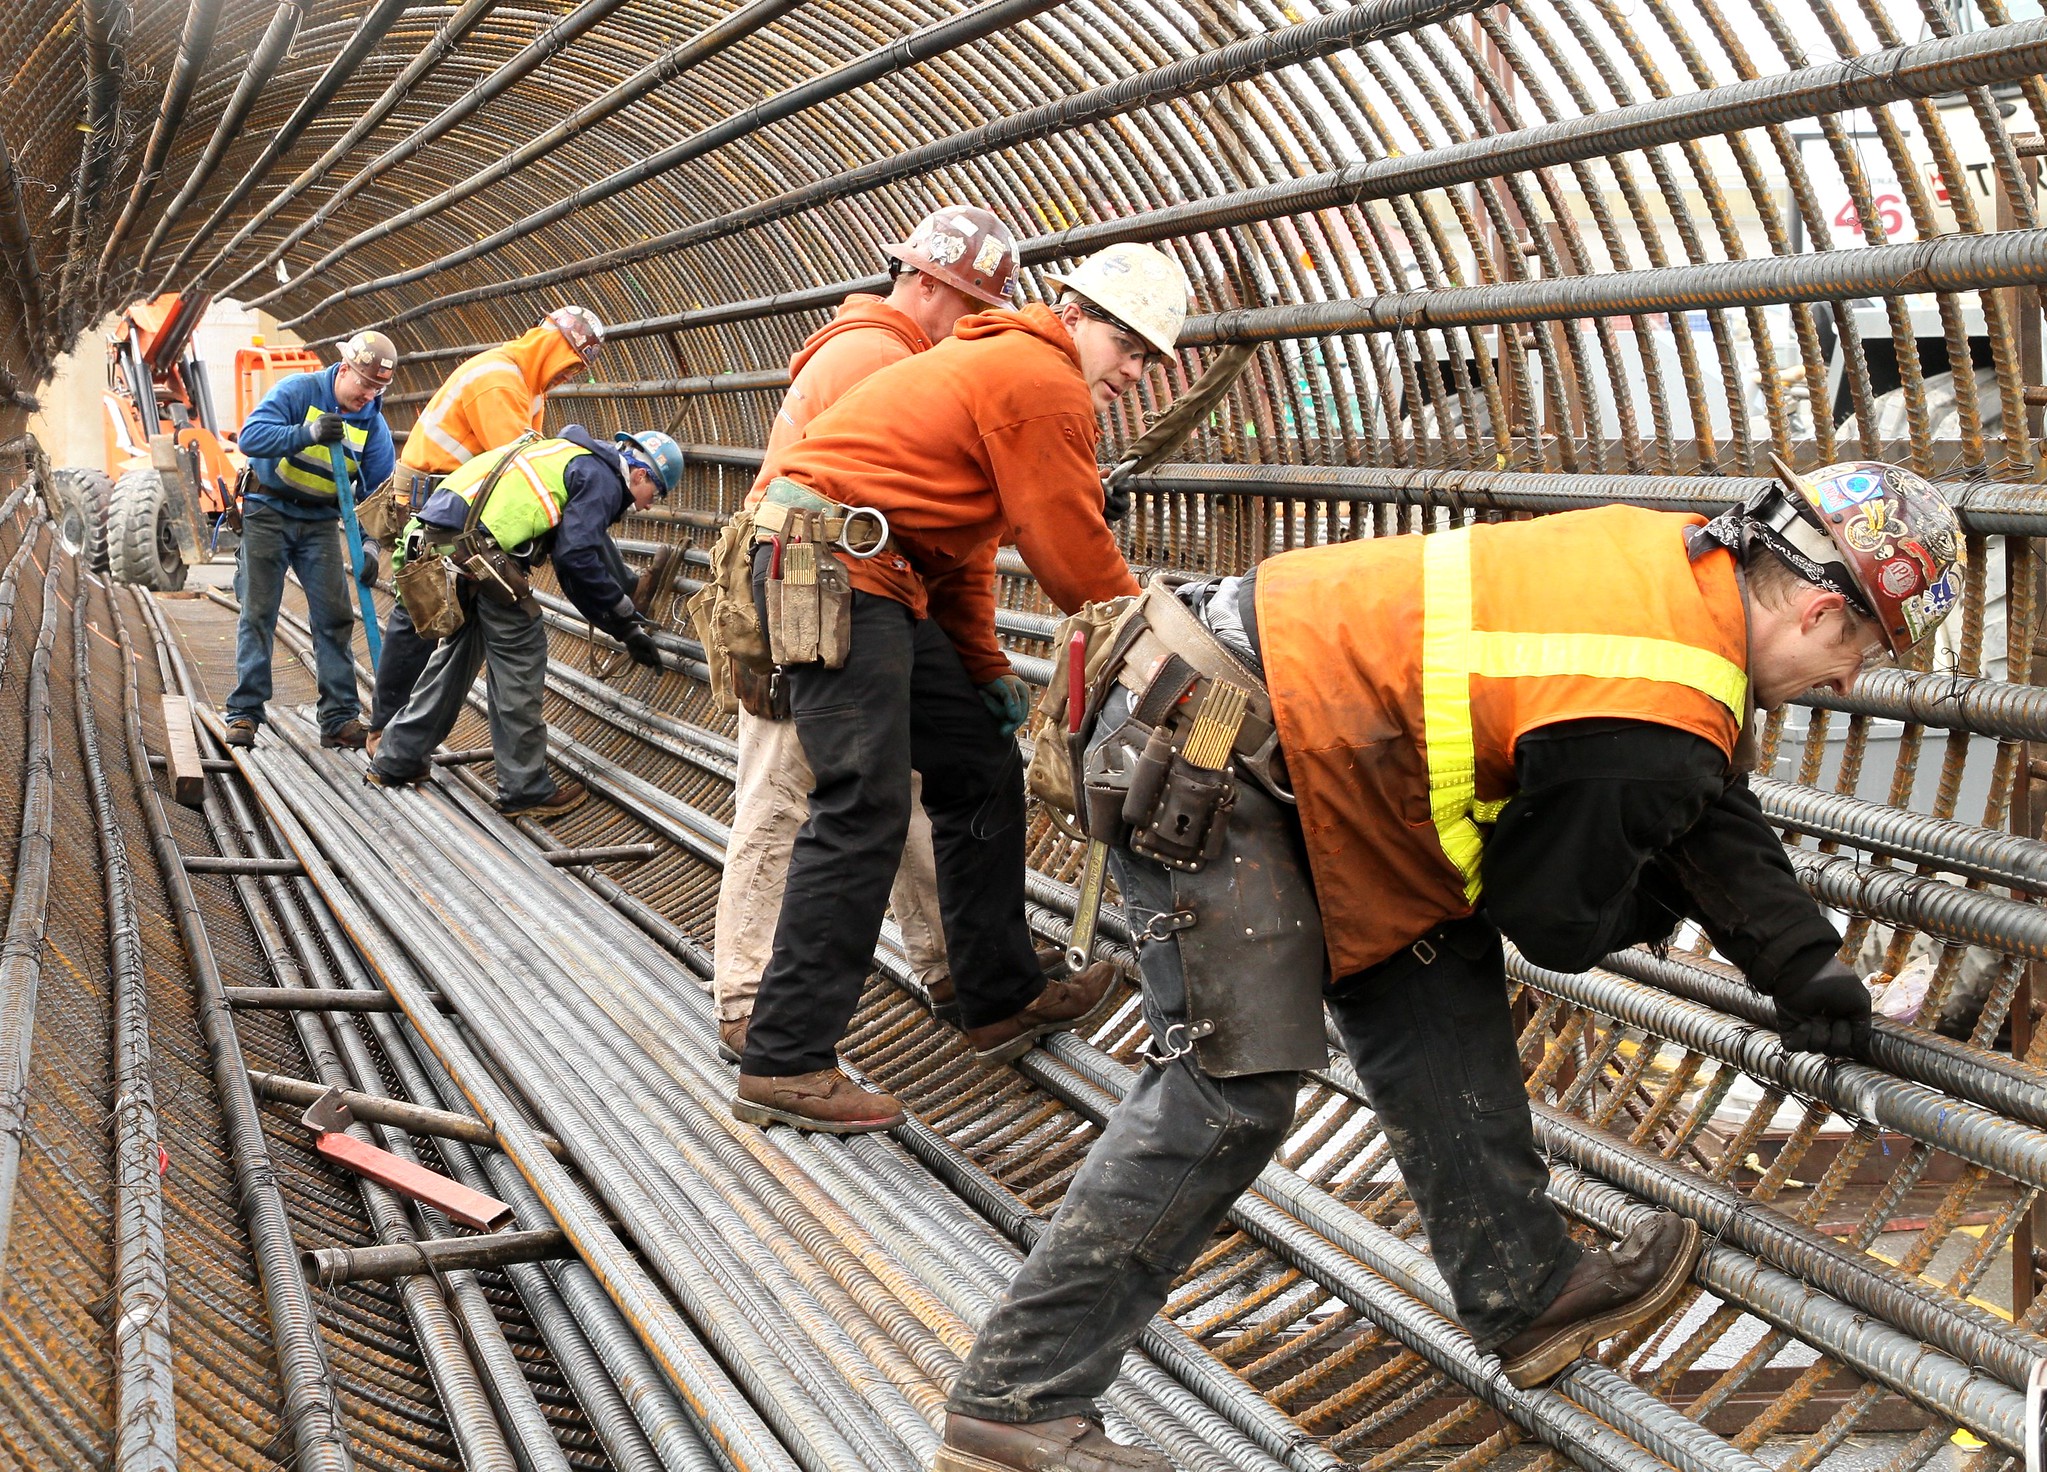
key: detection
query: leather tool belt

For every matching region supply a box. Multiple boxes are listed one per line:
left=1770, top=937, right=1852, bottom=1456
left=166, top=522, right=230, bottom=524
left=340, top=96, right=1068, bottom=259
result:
left=751, top=477, right=892, bottom=559
left=1075, top=582, right=1290, bottom=873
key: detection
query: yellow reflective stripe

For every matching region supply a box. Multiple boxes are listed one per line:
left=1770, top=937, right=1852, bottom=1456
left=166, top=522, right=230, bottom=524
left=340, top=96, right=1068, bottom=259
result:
left=1468, top=631, right=1747, bottom=714
left=1420, top=530, right=1487, bottom=901
left=301, top=405, right=369, bottom=451
left=511, top=441, right=578, bottom=527
left=1418, top=528, right=1748, bottom=903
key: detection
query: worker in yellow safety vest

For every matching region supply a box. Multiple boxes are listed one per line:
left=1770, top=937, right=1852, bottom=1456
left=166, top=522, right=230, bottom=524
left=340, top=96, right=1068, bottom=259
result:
left=367, top=425, right=684, bottom=818
left=934, top=460, right=1964, bottom=1472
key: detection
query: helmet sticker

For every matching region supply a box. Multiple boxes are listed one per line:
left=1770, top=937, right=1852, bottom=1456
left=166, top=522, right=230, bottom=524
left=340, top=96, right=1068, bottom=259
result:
left=1815, top=470, right=1883, bottom=514
left=1877, top=557, right=1922, bottom=598
left=1895, top=537, right=1938, bottom=582
left=1842, top=504, right=1891, bottom=554
left=948, top=214, right=980, bottom=237
left=972, top=236, right=1007, bottom=276
left=920, top=226, right=966, bottom=265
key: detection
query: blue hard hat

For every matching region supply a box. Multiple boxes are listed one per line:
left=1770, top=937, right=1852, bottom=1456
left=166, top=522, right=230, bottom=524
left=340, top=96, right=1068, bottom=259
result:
left=613, top=429, right=684, bottom=498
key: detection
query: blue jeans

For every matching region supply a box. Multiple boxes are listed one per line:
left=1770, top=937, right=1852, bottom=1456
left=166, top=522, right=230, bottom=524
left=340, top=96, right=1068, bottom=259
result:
left=226, top=502, right=361, bottom=735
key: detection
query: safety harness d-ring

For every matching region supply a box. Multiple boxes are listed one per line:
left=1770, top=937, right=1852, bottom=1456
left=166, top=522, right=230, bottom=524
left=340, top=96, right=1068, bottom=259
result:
left=837, top=505, right=890, bottom=559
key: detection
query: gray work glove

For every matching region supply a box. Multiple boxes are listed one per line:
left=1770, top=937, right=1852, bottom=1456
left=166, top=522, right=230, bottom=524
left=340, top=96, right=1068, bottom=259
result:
left=979, top=674, right=1032, bottom=739
left=309, top=412, right=348, bottom=446
left=622, top=627, right=663, bottom=669
left=1770, top=957, right=1872, bottom=1057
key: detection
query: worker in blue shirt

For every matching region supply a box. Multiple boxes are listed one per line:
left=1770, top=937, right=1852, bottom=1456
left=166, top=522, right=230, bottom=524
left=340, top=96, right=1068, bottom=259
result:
left=224, top=331, right=398, bottom=750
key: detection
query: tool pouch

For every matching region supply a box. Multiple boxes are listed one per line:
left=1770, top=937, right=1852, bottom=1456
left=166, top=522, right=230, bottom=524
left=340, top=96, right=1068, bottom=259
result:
left=1080, top=739, right=1135, bottom=848
left=764, top=511, right=852, bottom=668
left=460, top=536, right=531, bottom=610
left=356, top=476, right=408, bottom=543
left=1124, top=738, right=1237, bottom=872
left=734, top=661, right=790, bottom=721
left=688, top=507, right=772, bottom=693
left=397, top=546, right=465, bottom=640
left=1024, top=595, right=1143, bottom=825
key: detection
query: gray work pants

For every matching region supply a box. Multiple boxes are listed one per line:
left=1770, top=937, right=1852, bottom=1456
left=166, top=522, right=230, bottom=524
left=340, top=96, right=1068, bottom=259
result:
left=370, top=589, right=558, bottom=807
left=948, top=734, right=1578, bottom=1428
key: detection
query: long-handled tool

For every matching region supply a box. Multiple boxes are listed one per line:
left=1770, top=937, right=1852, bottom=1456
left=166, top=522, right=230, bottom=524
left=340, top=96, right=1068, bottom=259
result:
left=1065, top=629, right=1113, bottom=973
left=302, top=1086, right=512, bottom=1231
left=327, top=441, right=384, bottom=671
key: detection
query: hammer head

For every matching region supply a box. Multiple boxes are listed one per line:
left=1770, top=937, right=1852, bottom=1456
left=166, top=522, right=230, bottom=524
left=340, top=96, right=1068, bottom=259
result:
left=301, top=1086, right=355, bottom=1135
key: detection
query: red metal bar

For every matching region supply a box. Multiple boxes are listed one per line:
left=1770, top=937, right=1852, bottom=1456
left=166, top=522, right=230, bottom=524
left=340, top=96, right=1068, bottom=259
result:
left=310, top=1129, right=514, bottom=1231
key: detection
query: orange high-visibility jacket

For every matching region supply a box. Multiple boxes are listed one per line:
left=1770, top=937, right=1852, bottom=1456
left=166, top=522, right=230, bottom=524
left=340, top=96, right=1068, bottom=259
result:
left=746, top=295, right=931, bottom=504
left=763, top=304, right=1138, bottom=684
left=399, top=324, right=587, bottom=475
left=1255, top=505, right=1750, bottom=977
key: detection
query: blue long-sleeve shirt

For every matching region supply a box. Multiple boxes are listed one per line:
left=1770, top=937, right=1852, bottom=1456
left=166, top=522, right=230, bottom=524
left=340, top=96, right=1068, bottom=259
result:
left=237, top=365, right=395, bottom=521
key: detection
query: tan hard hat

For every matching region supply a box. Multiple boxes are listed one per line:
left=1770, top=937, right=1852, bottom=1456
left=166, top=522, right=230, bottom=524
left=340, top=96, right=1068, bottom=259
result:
left=339, top=330, right=399, bottom=383
left=885, top=207, right=1019, bottom=306
left=1047, top=243, right=1192, bottom=356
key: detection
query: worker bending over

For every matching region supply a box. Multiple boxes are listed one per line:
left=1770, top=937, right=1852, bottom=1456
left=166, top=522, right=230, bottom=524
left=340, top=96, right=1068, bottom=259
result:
left=713, top=206, right=1025, bottom=1062
left=367, top=305, right=607, bottom=755
left=224, top=331, right=398, bottom=751
left=728, top=243, right=1192, bottom=1134
left=935, top=460, right=1961, bottom=1472
left=367, top=425, right=684, bottom=817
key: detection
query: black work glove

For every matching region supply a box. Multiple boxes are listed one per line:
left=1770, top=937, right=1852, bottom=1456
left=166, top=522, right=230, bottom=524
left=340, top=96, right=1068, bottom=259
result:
left=622, top=627, right=663, bottom=669
left=1769, top=957, right=1872, bottom=1057
left=357, top=540, right=381, bottom=588
left=309, top=412, right=348, bottom=446
left=1102, top=479, right=1131, bottom=524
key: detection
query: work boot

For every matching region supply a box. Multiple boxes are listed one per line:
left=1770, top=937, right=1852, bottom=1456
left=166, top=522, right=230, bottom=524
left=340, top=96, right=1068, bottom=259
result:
left=321, top=719, right=368, bottom=750
left=1495, top=1212, right=1702, bottom=1388
left=633, top=544, right=683, bottom=618
left=933, top=1413, right=1170, bottom=1472
left=731, top=1069, right=904, bottom=1134
left=363, top=764, right=427, bottom=790
left=928, top=947, right=1079, bottom=1023
left=963, top=960, right=1122, bottom=1065
left=499, top=780, right=588, bottom=819
left=364, top=727, right=383, bottom=759
left=717, top=1016, right=747, bottom=1065
left=223, top=717, right=257, bottom=748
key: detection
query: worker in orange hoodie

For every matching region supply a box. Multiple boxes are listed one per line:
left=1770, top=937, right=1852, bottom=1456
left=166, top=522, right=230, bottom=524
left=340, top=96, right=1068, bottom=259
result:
left=730, top=242, right=1191, bottom=1135
left=713, top=207, right=1024, bottom=1064
left=366, top=306, right=604, bottom=753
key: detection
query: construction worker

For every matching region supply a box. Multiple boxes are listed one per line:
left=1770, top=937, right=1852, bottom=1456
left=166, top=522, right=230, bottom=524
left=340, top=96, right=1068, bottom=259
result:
left=223, top=331, right=398, bottom=750
left=714, top=206, right=1024, bottom=1062
left=366, top=425, right=685, bottom=817
left=366, top=305, right=607, bottom=756
left=934, top=460, right=1963, bottom=1472
left=729, top=242, right=1191, bottom=1134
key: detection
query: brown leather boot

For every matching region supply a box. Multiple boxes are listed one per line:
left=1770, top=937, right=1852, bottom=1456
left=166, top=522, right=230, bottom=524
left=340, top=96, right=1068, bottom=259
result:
left=320, top=719, right=368, bottom=749
left=933, top=1413, right=1169, bottom=1471
left=963, top=961, right=1122, bottom=1065
left=731, top=1069, right=904, bottom=1134
left=499, top=779, right=588, bottom=819
left=717, top=1017, right=747, bottom=1065
left=1495, top=1212, right=1702, bottom=1388
left=926, top=948, right=1066, bottom=1023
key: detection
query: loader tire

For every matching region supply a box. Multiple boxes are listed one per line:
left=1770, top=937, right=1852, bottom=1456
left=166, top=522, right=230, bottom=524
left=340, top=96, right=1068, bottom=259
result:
left=107, top=466, right=188, bottom=592
left=50, top=466, right=111, bottom=571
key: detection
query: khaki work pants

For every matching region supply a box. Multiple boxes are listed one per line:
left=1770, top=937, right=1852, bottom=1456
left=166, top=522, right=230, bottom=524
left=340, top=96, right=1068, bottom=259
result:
left=712, top=706, right=949, bottom=1024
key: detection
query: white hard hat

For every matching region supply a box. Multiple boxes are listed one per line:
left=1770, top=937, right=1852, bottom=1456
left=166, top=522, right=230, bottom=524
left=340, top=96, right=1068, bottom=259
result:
left=1046, top=243, right=1191, bottom=356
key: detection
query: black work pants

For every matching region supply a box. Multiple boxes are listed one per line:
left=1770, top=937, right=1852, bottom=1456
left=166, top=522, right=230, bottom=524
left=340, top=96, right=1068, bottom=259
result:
left=368, top=598, right=441, bottom=731
left=740, top=558, right=1044, bottom=1077
left=949, top=859, right=1578, bottom=1426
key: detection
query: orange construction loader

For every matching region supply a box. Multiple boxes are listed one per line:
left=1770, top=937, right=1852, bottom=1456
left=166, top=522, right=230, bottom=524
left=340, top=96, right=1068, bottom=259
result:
left=50, top=291, right=321, bottom=589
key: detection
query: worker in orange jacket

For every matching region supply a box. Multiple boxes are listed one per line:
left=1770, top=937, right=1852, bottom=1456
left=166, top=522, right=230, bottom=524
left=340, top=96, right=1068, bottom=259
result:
left=936, top=462, right=1963, bottom=1472
left=730, top=243, right=1191, bottom=1135
left=366, top=306, right=604, bottom=753
left=713, top=207, right=1026, bottom=1063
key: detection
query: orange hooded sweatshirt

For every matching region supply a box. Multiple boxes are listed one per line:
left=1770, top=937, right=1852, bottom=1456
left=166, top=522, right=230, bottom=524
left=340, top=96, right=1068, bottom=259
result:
left=762, top=304, right=1139, bottom=684
left=747, top=295, right=931, bottom=503
left=399, top=323, right=588, bottom=475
